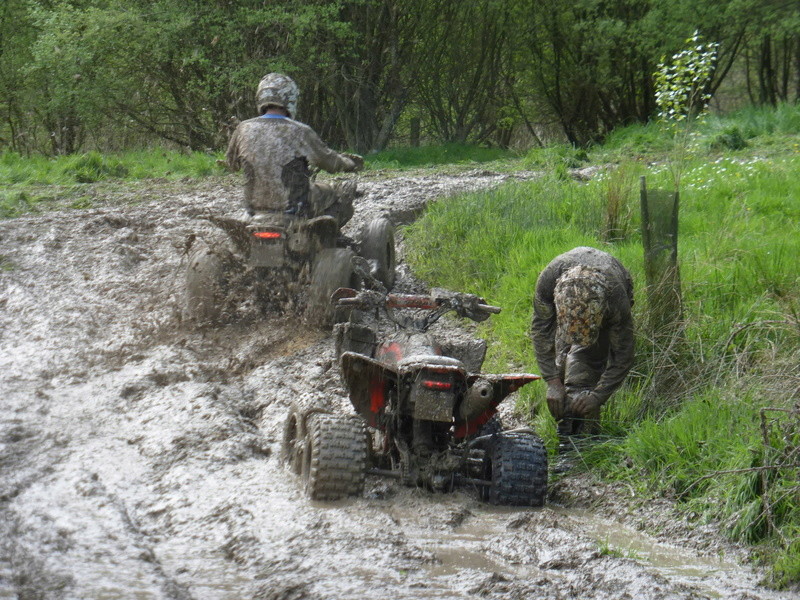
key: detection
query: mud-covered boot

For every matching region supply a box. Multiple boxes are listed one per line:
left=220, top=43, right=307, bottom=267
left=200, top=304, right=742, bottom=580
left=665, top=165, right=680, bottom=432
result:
left=554, top=418, right=576, bottom=473
left=556, top=418, right=574, bottom=454
left=311, top=180, right=357, bottom=228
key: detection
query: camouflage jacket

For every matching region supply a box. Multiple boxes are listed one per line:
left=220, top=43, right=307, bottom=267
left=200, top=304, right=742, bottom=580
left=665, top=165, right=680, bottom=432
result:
left=530, top=246, right=635, bottom=402
left=226, top=115, right=358, bottom=212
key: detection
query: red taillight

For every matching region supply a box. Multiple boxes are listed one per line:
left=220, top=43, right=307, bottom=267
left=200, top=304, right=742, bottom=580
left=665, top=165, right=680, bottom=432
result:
left=422, top=380, right=452, bottom=391
left=253, top=231, right=282, bottom=239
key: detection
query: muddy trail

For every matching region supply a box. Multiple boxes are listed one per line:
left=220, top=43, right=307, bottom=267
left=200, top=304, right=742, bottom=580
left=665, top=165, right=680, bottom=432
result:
left=0, top=170, right=792, bottom=600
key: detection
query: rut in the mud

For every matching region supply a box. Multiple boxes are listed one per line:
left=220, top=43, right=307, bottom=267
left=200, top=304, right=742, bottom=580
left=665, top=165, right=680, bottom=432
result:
left=0, top=171, right=792, bottom=600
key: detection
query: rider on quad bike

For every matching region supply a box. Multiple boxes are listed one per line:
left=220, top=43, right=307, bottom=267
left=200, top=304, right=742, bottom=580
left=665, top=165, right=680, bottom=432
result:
left=185, top=74, right=395, bottom=325
left=225, top=72, right=363, bottom=225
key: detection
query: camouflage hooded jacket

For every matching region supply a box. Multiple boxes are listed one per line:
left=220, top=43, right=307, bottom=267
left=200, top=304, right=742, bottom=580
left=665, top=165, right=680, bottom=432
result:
left=530, top=246, right=635, bottom=402
left=226, top=115, right=358, bottom=212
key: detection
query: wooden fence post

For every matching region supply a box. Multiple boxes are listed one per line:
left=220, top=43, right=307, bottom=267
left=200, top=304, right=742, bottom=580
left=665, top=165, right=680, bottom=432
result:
left=410, top=117, right=421, bottom=147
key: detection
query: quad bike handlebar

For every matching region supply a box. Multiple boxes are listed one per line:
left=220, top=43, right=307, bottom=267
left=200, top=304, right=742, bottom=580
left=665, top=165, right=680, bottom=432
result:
left=334, top=288, right=500, bottom=330
left=383, top=293, right=500, bottom=314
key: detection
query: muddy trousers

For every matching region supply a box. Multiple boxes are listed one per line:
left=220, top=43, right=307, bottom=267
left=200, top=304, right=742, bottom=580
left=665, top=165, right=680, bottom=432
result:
left=555, top=343, right=606, bottom=439
left=308, top=182, right=355, bottom=228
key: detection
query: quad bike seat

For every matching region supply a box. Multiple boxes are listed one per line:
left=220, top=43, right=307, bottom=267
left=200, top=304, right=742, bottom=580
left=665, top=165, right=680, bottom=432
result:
left=397, top=354, right=466, bottom=372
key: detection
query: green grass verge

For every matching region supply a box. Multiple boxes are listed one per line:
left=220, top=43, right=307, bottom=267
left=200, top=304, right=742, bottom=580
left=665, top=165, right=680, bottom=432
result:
left=365, top=143, right=517, bottom=170
left=0, top=149, right=225, bottom=218
left=404, top=148, right=800, bottom=587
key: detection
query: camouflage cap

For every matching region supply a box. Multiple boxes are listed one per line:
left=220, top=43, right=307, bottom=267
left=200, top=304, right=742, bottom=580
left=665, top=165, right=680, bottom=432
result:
left=256, top=73, right=299, bottom=117
left=553, top=265, right=608, bottom=346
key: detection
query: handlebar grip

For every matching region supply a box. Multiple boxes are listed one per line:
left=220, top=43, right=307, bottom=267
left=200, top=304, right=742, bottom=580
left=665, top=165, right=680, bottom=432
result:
left=337, top=297, right=366, bottom=307
left=386, top=294, right=439, bottom=310
left=336, top=292, right=502, bottom=315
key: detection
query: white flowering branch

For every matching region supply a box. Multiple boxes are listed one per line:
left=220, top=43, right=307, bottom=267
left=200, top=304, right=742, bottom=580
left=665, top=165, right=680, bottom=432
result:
left=654, top=31, right=719, bottom=191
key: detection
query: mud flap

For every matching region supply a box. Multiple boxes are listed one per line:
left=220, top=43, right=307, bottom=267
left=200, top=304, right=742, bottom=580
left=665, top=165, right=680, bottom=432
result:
left=335, top=322, right=376, bottom=360
left=307, top=247, right=358, bottom=327
left=303, top=215, right=339, bottom=251
left=359, top=217, right=396, bottom=290
left=340, top=351, right=398, bottom=428
left=185, top=239, right=238, bottom=325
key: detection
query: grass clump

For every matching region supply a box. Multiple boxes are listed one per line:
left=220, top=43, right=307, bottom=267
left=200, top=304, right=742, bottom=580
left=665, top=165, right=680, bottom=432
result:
left=0, top=148, right=225, bottom=218
left=0, top=255, right=15, bottom=271
left=365, top=143, right=515, bottom=170
left=0, top=191, right=35, bottom=219
left=521, top=144, right=589, bottom=179
left=708, top=126, right=748, bottom=151
left=61, top=152, right=129, bottom=183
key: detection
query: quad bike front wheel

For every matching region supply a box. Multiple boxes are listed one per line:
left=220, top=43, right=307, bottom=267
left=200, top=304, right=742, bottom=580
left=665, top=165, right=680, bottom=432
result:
left=307, top=247, right=359, bottom=327
left=481, top=431, right=548, bottom=506
left=281, top=405, right=307, bottom=476
left=359, top=217, right=396, bottom=290
left=302, top=413, right=368, bottom=501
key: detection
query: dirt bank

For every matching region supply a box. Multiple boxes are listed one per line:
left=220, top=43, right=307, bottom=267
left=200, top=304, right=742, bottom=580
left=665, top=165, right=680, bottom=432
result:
left=0, top=170, right=792, bottom=599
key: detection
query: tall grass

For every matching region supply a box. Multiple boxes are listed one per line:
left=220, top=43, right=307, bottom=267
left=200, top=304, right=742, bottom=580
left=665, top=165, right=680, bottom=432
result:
left=0, top=149, right=224, bottom=218
left=404, top=150, right=800, bottom=587
left=594, top=101, right=800, bottom=161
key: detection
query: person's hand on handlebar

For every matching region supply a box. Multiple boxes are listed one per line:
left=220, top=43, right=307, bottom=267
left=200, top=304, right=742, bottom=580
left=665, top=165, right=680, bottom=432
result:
left=452, top=293, right=491, bottom=322
left=343, top=153, right=365, bottom=172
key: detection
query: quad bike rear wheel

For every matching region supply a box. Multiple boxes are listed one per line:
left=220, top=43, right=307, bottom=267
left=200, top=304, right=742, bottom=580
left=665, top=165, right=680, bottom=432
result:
left=307, top=247, right=359, bottom=327
left=477, top=415, right=504, bottom=437
left=360, top=217, right=396, bottom=290
left=481, top=431, right=548, bottom=506
left=302, top=413, right=367, bottom=501
left=185, top=240, right=233, bottom=324
left=281, top=405, right=306, bottom=476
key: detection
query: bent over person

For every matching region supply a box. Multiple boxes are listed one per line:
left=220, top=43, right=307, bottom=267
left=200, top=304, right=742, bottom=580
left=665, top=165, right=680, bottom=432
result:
left=226, top=73, right=363, bottom=225
left=530, top=247, right=635, bottom=440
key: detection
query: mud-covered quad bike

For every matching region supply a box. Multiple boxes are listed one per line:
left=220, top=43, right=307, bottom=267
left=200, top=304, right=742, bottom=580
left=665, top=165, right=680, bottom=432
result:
left=282, top=288, right=548, bottom=506
left=184, top=208, right=396, bottom=326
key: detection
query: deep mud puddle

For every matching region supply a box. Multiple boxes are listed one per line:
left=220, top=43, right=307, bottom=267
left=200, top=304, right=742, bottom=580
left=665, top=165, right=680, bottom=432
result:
left=2, top=172, right=796, bottom=600
left=351, top=500, right=764, bottom=599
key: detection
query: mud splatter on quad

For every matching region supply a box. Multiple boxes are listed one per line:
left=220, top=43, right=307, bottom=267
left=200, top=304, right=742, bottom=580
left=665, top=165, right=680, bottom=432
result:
left=282, top=287, right=548, bottom=506
left=184, top=208, right=395, bottom=327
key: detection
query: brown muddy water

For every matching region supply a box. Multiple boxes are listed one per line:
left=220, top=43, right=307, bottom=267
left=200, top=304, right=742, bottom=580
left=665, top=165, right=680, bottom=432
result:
left=0, top=171, right=794, bottom=599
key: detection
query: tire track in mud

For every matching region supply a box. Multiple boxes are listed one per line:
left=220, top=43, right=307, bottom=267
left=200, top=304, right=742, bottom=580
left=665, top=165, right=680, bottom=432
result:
left=0, top=171, right=794, bottom=599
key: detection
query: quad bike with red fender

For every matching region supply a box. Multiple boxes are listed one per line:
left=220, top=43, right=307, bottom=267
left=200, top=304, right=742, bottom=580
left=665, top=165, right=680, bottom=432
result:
left=282, top=287, right=548, bottom=505
left=184, top=208, right=396, bottom=326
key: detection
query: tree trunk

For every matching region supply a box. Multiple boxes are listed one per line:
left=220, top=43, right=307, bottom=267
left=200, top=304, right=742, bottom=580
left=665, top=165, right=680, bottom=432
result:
left=409, top=117, right=420, bottom=147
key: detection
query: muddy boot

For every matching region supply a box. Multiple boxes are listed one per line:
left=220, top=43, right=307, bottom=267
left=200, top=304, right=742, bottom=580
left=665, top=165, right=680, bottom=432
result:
left=556, top=418, right=574, bottom=454
left=554, top=418, right=577, bottom=473
left=311, top=181, right=356, bottom=228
